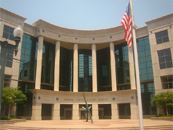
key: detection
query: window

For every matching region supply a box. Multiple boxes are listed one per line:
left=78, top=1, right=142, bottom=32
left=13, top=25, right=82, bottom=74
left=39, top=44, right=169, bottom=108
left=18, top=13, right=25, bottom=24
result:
left=155, top=30, right=169, bottom=44
left=24, top=70, right=28, bottom=77
left=0, top=48, right=13, bottom=68
left=161, top=75, right=173, bottom=89
left=3, top=25, right=14, bottom=40
left=157, top=49, right=172, bottom=69
left=137, top=36, right=153, bottom=81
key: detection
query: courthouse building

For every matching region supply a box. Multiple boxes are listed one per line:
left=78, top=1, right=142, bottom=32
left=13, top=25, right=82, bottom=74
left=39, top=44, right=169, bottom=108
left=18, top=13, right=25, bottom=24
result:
left=0, top=7, right=173, bottom=120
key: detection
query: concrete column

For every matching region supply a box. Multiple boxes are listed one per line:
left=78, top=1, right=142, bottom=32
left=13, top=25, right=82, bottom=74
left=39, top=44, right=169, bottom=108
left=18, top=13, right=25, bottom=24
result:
left=52, top=103, right=60, bottom=120
left=92, top=44, right=97, bottom=92
left=0, top=21, right=4, bottom=40
left=72, top=104, right=79, bottom=120
left=31, top=102, right=42, bottom=120
left=128, top=47, right=136, bottom=89
left=73, top=44, right=78, bottom=92
left=130, top=102, right=138, bottom=119
left=110, top=42, right=117, bottom=91
left=54, top=41, right=60, bottom=91
left=111, top=103, right=119, bottom=119
left=92, top=104, right=99, bottom=120
left=35, top=36, right=43, bottom=89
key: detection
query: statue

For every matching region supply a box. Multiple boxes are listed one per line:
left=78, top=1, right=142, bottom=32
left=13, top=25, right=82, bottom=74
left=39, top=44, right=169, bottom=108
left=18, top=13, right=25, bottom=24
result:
left=82, top=106, right=92, bottom=122
left=82, top=93, right=93, bottom=123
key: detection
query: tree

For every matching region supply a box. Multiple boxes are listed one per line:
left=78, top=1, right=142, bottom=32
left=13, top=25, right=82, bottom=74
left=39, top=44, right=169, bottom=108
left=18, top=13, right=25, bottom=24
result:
left=1, top=87, right=27, bottom=118
left=151, top=91, right=173, bottom=116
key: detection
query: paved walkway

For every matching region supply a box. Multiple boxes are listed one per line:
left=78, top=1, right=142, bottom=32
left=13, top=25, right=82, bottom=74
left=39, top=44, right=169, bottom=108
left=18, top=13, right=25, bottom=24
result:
left=1, top=119, right=173, bottom=130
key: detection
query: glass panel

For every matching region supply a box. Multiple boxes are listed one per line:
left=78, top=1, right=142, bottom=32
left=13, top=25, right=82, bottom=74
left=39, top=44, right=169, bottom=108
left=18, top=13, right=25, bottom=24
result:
left=4, top=25, right=9, bottom=32
left=3, top=32, right=8, bottom=39
left=163, top=37, right=169, bottom=43
left=166, top=61, right=172, bottom=68
left=155, top=32, right=161, bottom=38
left=160, top=63, right=166, bottom=69
left=158, top=50, right=164, bottom=57
left=162, top=30, right=168, bottom=36
left=165, top=55, right=171, bottom=61
left=164, top=49, right=171, bottom=55
left=156, top=38, right=162, bottom=44
left=159, top=57, right=165, bottom=63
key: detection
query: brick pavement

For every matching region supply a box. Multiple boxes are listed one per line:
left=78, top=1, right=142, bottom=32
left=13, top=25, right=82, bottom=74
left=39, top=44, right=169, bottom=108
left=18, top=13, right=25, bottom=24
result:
left=0, top=119, right=173, bottom=130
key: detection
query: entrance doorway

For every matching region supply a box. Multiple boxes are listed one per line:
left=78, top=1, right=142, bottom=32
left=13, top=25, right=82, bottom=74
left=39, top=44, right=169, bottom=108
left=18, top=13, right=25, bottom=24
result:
left=60, top=104, right=72, bottom=120
left=42, top=104, right=52, bottom=120
left=79, top=104, right=92, bottom=120
left=118, top=103, right=131, bottom=119
left=98, top=104, right=111, bottom=119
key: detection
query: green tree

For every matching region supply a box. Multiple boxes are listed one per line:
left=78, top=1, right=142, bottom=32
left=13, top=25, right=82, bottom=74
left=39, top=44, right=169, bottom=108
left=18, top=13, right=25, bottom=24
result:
left=151, top=91, right=173, bottom=116
left=2, top=87, right=27, bottom=118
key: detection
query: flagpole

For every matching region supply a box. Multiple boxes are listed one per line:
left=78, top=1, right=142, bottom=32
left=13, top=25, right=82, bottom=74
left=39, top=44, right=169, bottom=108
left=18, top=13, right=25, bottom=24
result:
left=129, top=0, right=144, bottom=130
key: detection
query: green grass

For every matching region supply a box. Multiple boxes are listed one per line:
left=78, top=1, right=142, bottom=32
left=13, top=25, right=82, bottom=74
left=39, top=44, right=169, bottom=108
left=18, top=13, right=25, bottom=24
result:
left=1, top=116, right=21, bottom=120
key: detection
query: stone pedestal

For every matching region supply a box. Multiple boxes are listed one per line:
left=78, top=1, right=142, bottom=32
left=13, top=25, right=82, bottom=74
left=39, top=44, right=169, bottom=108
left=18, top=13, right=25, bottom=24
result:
left=111, top=103, right=119, bottom=119
left=92, top=104, right=99, bottom=120
left=31, top=103, right=42, bottom=120
left=52, top=103, right=60, bottom=120
left=130, top=103, right=139, bottom=119
left=72, top=104, right=79, bottom=120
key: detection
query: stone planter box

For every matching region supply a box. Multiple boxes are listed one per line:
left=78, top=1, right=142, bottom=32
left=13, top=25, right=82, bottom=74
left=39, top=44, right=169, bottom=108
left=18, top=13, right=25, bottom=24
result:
left=0, top=119, right=26, bottom=124
left=151, top=117, right=173, bottom=121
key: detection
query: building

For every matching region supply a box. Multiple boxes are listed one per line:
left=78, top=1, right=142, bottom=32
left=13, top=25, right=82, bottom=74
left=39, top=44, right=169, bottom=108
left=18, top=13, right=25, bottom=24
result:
left=0, top=7, right=172, bottom=120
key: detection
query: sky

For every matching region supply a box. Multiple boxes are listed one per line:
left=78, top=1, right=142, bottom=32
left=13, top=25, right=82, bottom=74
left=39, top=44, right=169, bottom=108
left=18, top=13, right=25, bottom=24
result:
left=0, top=0, right=173, bottom=30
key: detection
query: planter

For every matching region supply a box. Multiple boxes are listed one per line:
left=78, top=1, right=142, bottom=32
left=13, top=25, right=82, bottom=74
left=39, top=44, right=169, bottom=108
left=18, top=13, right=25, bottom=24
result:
left=0, top=119, right=26, bottom=124
left=151, top=117, right=173, bottom=121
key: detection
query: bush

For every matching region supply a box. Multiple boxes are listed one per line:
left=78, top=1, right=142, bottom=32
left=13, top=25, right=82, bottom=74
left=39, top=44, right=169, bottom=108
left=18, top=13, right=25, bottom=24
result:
left=10, top=116, right=21, bottom=119
left=1, top=116, right=10, bottom=120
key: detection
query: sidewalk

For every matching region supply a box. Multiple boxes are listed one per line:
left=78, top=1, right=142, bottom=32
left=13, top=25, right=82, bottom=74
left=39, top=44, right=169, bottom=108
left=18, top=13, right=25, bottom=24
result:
left=1, top=119, right=173, bottom=130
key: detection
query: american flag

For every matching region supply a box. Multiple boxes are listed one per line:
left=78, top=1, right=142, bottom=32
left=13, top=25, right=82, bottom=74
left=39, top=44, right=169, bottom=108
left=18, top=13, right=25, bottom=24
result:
left=121, top=3, right=132, bottom=47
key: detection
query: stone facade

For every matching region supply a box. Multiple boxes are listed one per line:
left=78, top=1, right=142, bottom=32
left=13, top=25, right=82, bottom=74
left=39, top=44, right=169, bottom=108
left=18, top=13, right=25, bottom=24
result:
left=0, top=7, right=172, bottom=120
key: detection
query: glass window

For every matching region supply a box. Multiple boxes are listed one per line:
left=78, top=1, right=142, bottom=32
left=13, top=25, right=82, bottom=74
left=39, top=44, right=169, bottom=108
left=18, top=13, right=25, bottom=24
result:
left=155, top=30, right=169, bottom=44
left=78, top=50, right=92, bottom=92
left=97, top=47, right=111, bottom=91
left=3, top=25, right=14, bottom=41
left=157, top=48, right=172, bottom=69
left=137, top=36, right=153, bottom=81
left=0, top=48, right=13, bottom=68
left=19, top=34, right=38, bottom=81
left=59, top=47, right=73, bottom=91
left=161, top=75, right=173, bottom=89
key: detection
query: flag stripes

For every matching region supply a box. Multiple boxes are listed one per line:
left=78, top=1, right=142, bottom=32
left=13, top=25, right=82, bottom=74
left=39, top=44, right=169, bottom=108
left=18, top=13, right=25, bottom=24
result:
left=121, top=3, right=132, bottom=47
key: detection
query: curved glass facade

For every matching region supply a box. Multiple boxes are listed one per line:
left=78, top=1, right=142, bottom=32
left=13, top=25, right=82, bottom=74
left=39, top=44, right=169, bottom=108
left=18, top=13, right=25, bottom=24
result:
left=97, top=47, right=111, bottom=91
left=78, top=49, right=92, bottom=92
left=59, top=47, right=73, bottom=91
left=115, top=43, right=130, bottom=90
left=137, top=36, right=153, bottom=81
left=19, top=34, right=38, bottom=81
left=41, top=41, right=55, bottom=85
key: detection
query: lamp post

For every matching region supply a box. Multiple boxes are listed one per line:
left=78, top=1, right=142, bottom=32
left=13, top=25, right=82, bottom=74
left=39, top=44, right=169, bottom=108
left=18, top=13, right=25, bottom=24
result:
left=0, top=21, right=23, bottom=118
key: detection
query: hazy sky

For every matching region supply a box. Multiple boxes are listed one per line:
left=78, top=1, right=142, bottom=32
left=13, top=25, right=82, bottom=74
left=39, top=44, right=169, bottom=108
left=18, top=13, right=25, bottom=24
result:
left=0, top=0, right=172, bottom=30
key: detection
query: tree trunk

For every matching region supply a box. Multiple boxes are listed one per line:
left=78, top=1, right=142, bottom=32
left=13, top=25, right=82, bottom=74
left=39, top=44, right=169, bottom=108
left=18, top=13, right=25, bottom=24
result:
left=8, top=104, right=11, bottom=119
left=166, top=106, right=168, bottom=116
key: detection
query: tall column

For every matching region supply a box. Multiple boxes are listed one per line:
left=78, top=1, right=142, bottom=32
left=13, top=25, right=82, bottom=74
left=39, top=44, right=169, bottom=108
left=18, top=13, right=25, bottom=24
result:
left=73, top=44, right=78, bottom=92
left=52, top=103, right=60, bottom=120
left=31, top=93, right=42, bottom=120
left=128, top=47, right=136, bottom=89
left=54, top=41, right=60, bottom=91
left=35, top=36, right=43, bottom=89
left=31, top=102, right=42, bottom=120
left=111, top=103, right=119, bottom=119
left=110, top=42, right=117, bottom=91
left=92, top=44, right=97, bottom=92
left=92, top=103, right=99, bottom=120
left=72, top=104, right=79, bottom=120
